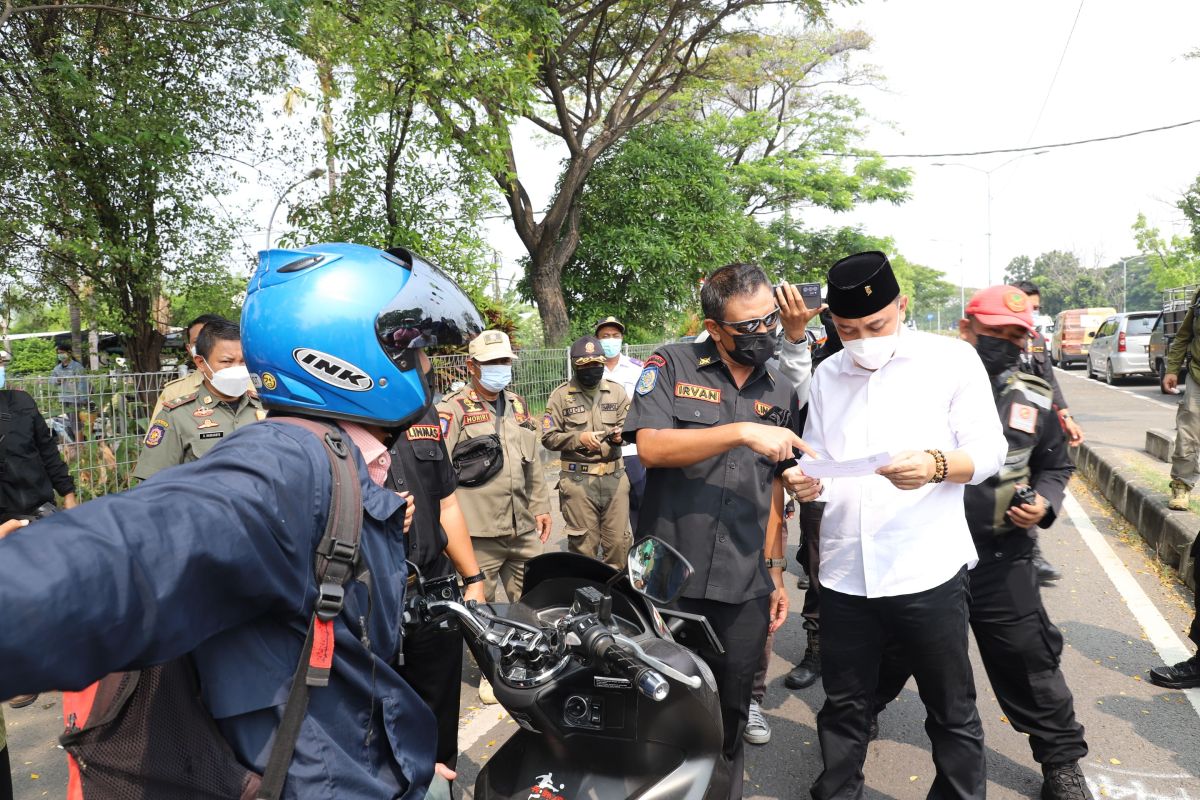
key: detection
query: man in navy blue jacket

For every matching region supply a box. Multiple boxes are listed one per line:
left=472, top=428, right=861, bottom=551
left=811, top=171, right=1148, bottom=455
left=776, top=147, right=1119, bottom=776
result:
left=0, top=243, right=482, bottom=799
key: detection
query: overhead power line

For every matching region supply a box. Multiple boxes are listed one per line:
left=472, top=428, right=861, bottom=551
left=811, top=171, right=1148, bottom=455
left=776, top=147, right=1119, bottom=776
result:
left=820, top=118, right=1200, bottom=159
left=1024, top=0, right=1086, bottom=147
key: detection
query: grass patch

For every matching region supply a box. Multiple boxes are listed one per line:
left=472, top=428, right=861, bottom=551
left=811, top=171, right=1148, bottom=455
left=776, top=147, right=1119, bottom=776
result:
left=1118, top=453, right=1200, bottom=515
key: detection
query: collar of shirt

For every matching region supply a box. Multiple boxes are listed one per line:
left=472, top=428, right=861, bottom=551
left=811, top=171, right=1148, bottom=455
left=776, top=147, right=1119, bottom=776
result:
left=604, top=355, right=644, bottom=393
left=341, top=422, right=391, bottom=487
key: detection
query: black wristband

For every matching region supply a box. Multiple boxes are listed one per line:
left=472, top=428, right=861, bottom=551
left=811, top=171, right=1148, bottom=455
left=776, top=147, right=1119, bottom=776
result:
left=461, top=571, right=486, bottom=586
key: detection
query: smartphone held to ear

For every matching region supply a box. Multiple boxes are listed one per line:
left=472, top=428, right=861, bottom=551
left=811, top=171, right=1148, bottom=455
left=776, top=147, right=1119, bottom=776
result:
left=796, top=282, right=822, bottom=309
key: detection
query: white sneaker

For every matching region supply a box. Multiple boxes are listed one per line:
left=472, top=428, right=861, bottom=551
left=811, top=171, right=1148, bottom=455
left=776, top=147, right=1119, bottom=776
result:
left=478, top=676, right=497, bottom=705
left=744, top=700, right=771, bottom=744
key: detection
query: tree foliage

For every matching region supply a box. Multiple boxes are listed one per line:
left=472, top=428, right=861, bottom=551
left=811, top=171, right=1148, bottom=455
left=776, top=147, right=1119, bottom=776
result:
left=1131, top=212, right=1200, bottom=291
left=555, top=123, right=758, bottom=341
left=279, top=0, right=511, bottom=298
left=549, top=26, right=910, bottom=340
left=422, top=0, right=843, bottom=344
left=0, top=2, right=288, bottom=370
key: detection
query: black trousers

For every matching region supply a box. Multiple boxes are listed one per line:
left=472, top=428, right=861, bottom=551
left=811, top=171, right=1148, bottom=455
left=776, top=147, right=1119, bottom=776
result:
left=797, top=501, right=824, bottom=632
left=814, top=568, right=984, bottom=800
left=876, top=552, right=1087, bottom=766
left=676, top=593, right=770, bottom=800
left=397, top=617, right=465, bottom=770
left=624, top=454, right=647, bottom=534
left=1190, top=537, right=1200, bottom=648
left=0, top=745, right=11, bottom=800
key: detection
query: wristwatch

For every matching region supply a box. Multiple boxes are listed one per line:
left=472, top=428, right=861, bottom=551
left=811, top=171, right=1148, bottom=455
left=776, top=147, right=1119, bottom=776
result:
left=461, top=571, right=486, bottom=586
left=765, top=557, right=787, bottom=569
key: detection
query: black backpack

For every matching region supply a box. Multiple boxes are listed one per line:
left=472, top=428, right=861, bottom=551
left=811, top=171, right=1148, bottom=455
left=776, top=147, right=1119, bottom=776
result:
left=60, top=418, right=366, bottom=800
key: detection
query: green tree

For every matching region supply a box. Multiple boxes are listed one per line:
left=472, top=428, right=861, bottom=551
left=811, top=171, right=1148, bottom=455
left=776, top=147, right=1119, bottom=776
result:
left=280, top=0, right=505, bottom=295
left=423, top=0, right=841, bottom=344
left=758, top=222, right=893, bottom=284
left=1132, top=212, right=1200, bottom=290
left=901, top=261, right=958, bottom=331
left=555, top=124, right=758, bottom=341
left=0, top=2, right=289, bottom=370
left=688, top=30, right=910, bottom=216
left=1003, top=255, right=1034, bottom=285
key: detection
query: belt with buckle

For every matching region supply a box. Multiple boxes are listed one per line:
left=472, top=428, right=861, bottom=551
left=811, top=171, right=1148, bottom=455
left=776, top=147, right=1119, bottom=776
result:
left=562, top=461, right=621, bottom=477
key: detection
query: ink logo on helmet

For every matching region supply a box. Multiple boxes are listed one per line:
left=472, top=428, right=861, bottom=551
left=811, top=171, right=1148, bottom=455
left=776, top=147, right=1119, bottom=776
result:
left=292, top=348, right=374, bottom=392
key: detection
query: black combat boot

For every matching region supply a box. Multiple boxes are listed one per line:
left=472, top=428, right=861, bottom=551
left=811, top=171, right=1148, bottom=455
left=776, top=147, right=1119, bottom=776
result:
left=1148, top=656, right=1200, bottom=689
left=1041, top=761, right=1093, bottom=800
left=1033, top=540, right=1062, bottom=585
left=784, top=630, right=821, bottom=689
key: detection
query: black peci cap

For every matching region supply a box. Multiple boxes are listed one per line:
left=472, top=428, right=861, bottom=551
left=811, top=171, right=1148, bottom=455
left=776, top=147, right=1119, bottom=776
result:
left=570, top=335, right=606, bottom=365
left=826, top=251, right=900, bottom=319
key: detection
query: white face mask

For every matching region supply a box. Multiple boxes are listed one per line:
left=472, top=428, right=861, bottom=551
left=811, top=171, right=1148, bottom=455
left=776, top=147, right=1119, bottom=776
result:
left=843, top=331, right=899, bottom=370
left=202, top=360, right=250, bottom=398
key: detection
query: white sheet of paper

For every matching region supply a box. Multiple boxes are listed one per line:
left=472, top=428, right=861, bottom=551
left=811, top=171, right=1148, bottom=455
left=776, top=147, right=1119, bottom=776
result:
left=799, top=452, right=892, bottom=478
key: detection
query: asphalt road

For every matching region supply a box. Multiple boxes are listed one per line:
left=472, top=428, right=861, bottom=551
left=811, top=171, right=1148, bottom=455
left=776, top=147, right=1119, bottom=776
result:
left=5, top=367, right=1199, bottom=799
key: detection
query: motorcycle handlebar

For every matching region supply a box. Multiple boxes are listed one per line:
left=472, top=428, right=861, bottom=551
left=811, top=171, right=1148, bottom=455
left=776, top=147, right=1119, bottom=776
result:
left=591, top=632, right=669, bottom=702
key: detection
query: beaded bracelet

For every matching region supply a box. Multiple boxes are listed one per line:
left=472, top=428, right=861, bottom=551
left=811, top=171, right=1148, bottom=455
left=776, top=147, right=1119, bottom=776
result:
left=924, top=448, right=948, bottom=484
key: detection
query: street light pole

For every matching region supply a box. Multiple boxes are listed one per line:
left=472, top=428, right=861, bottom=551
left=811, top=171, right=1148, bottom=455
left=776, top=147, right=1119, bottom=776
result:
left=931, top=150, right=1048, bottom=286
left=265, top=168, right=327, bottom=251
left=1117, top=255, right=1146, bottom=313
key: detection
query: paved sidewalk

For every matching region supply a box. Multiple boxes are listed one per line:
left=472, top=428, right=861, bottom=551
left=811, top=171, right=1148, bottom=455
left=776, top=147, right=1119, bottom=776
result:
left=1053, top=367, right=1198, bottom=587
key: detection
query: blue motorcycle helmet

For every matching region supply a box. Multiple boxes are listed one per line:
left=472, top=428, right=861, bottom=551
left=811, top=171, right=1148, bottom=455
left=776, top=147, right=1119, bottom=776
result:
left=242, top=242, right=483, bottom=430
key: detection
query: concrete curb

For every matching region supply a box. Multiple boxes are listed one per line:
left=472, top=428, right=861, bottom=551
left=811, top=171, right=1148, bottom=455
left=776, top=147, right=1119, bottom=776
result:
left=1072, top=441, right=1196, bottom=591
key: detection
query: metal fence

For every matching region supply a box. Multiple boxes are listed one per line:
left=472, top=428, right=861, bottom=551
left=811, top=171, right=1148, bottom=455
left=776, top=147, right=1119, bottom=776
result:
left=8, top=369, right=182, bottom=500
left=11, top=343, right=668, bottom=501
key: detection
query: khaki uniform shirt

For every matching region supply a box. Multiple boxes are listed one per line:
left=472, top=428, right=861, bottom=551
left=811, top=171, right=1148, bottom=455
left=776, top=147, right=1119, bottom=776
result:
left=437, top=386, right=550, bottom=538
left=150, top=371, right=205, bottom=421
left=133, top=389, right=265, bottom=480
left=541, top=378, right=629, bottom=465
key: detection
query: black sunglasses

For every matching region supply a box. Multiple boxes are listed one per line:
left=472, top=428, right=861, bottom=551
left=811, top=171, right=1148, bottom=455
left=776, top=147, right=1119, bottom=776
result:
left=717, top=307, right=781, bottom=335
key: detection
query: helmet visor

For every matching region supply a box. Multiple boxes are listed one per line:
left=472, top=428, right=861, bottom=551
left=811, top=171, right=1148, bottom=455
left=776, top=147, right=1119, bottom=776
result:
left=375, top=248, right=484, bottom=373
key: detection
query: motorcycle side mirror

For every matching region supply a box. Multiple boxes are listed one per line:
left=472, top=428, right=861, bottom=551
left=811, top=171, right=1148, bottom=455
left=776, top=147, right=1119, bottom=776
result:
left=627, top=537, right=694, bottom=605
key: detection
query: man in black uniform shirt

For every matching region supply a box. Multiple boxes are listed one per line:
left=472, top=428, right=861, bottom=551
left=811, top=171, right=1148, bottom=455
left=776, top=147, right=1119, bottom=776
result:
left=626, top=262, right=810, bottom=800
left=389, top=404, right=487, bottom=793
left=875, top=285, right=1092, bottom=800
left=1015, top=279, right=1085, bottom=586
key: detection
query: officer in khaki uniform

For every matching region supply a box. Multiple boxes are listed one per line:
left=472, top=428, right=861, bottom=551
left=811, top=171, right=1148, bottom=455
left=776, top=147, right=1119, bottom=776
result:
left=150, top=313, right=230, bottom=420
left=133, top=320, right=264, bottom=481
left=437, top=330, right=552, bottom=603
left=542, top=335, right=631, bottom=570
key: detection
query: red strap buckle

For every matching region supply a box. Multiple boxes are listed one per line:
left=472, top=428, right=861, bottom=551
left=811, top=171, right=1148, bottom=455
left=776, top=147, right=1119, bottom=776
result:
left=307, top=618, right=335, bottom=687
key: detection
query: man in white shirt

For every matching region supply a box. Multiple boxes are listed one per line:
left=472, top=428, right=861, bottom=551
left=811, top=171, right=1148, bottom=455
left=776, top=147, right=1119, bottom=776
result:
left=595, top=316, right=647, bottom=531
left=784, top=251, right=1007, bottom=800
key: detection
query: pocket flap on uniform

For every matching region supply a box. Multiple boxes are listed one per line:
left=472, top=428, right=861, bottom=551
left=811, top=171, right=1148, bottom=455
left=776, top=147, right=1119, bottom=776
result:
left=672, top=403, right=720, bottom=426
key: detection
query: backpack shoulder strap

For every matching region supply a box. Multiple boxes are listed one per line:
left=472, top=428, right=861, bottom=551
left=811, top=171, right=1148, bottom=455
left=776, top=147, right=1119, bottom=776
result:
left=256, top=416, right=365, bottom=800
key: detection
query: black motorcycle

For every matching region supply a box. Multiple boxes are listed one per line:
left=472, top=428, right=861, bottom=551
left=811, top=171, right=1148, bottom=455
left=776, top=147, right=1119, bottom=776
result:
left=410, top=537, right=729, bottom=800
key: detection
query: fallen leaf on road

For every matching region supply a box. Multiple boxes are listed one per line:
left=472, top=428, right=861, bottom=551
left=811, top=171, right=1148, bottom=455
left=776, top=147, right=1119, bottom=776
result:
left=1110, top=758, right=1121, bottom=765
left=909, top=776, right=918, bottom=782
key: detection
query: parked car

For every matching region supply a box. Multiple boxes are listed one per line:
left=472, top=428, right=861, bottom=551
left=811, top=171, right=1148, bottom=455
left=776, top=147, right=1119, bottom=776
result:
left=1051, top=307, right=1117, bottom=368
left=1086, top=311, right=1158, bottom=384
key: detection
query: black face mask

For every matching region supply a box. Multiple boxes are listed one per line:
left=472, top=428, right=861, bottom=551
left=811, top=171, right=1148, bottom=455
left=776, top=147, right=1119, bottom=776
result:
left=574, top=365, right=605, bottom=389
left=975, top=334, right=1023, bottom=376
left=726, top=329, right=779, bottom=367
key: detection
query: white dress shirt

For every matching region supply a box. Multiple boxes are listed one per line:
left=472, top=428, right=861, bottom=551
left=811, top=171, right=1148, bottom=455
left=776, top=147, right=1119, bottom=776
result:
left=801, top=330, right=1007, bottom=598
left=604, top=353, right=644, bottom=457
